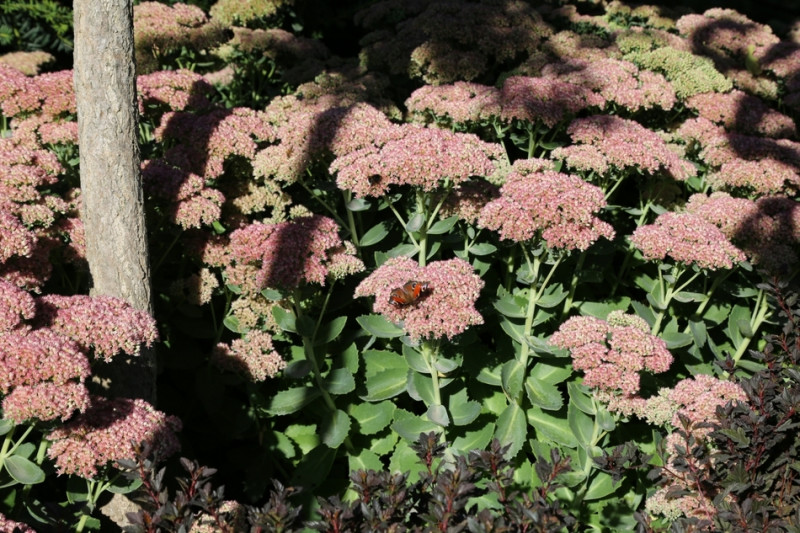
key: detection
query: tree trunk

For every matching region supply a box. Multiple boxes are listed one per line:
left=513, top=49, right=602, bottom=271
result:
left=73, top=0, right=156, bottom=404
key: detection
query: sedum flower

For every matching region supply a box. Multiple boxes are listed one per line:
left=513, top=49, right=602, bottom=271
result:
left=3, top=381, right=90, bottom=423
left=355, top=256, right=484, bottom=341
left=0, top=279, right=35, bottom=331
left=550, top=311, right=673, bottom=397
left=478, top=169, right=614, bottom=250
left=137, top=69, right=214, bottom=112
left=706, top=158, right=800, bottom=195
left=622, top=45, right=733, bottom=98
left=212, top=329, right=285, bottom=381
left=498, top=76, right=604, bottom=128
left=35, top=295, right=159, bottom=361
left=331, top=124, right=502, bottom=198
left=631, top=211, right=746, bottom=270
left=685, top=90, right=795, bottom=139
left=226, top=215, right=363, bottom=293
left=552, top=115, right=693, bottom=180
left=47, top=395, right=182, bottom=479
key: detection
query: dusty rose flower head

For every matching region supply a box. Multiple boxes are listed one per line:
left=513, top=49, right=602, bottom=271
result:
left=331, top=124, right=502, bottom=197
left=686, top=192, right=800, bottom=273
left=478, top=170, right=614, bottom=250
left=667, top=374, right=746, bottom=436
left=0, top=234, right=57, bottom=291
left=254, top=99, right=398, bottom=184
left=3, top=381, right=91, bottom=424
left=357, top=0, right=551, bottom=84
left=631, top=211, right=747, bottom=270
left=170, top=268, right=219, bottom=306
left=155, top=107, right=274, bottom=180
left=553, top=115, right=693, bottom=180
left=142, top=159, right=224, bottom=229
left=405, top=81, right=501, bottom=126
left=0, top=328, right=90, bottom=394
left=0, top=208, right=34, bottom=263
left=499, top=76, right=605, bottom=128
left=35, top=295, right=159, bottom=361
left=550, top=311, right=673, bottom=396
left=542, top=57, right=676, bottom=113
left=685, top=90, right=795, bottom=139
left=706, top=158, right=800, bottom=195
left=134, top=2, right=225, bottom=73
left=355, top=257, right=484, bottom=341
left=226, top=215, right=363, bottom=293
left=212, top=329, right=285, bottom=381
left=137, top=69, right=214, bottom=112
left=676, top=9, right=778, bottom=62
left=47, top=395, right=182, bottom=479
left=0, top=50, right=54, bottom=76
left=0, top=279, right=35, bottom=331
left=0, top=64, right=40, bottom=118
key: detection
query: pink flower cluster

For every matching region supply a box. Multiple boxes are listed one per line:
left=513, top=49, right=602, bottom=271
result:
left=685, top=90, right=796, bottom=138
left=133, top=2, right=225, bottom=73
left=142, top=159, right=225, bottom=229
left=355, top=257, right=484, bottom=341
left=226, top=215, right=364, bottom=293
left=155, top=107, right=275, bottom=180
left=0, top=65, right=75, bottom=120
left=542, top=57, right=677, bottom=112
left=254, top=99, right=397, bottom=184
left=676, top=9, right=778, bottom=62
left=553, top=115, right=693, bottom=180
left=331, top=124, right=503, bottom=197
left=706, top=158, right=800, bottom=195
left=0, top=279, right=35, bottom=331
left=137, top=69, right=214, bottom=112
left=0, top=513, right=36, bottom=533
left=212, top=329, right=285, bottom=381
left=499, top=76, right=605, bottom=128
left=0, top=328, right=91, bottom=422
left=478, top=169, right=614, bottom=250
left=47, top=395, right=182, bottom=479
left=550, top=311, right=673, bottom=396
left=36, top=294, right=159, bottom=361
left=686, top=192, right=800, bottom=272
left=631, top=211, right=746, bottom=270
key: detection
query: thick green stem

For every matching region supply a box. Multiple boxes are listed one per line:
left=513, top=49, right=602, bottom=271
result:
left=732, top=287, right=771, bottom=366
left=342, top=190, right=360, bottom=251
left=561, top=251, right=586, bottom=318
left=651, top=265, right=699, bottom=336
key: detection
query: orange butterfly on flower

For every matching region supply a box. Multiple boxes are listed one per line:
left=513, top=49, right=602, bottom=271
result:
left=388, top=281, right=431, bottom=308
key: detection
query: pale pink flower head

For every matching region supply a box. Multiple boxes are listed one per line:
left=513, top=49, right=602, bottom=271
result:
left=0, top=234, right=58, bottom=291
left=685, top=90, right=796, bottom=139
left=137, top=69, right=214, bottom=112
left=142, top=159, right=224, bottom=229
left=354, top=257, right=484, bottom=341
left=212, top=330, right=285, bottom=382
left=0, top=328, right=90, bottom=394
left=156, top=108, right=275, bottom=180
left=667, top=374, right=746, bottom=437
left=630, top=212, right=746, bottom=270
left=35, top=295, right=159, bottom=362
left=676, top=9, right=778, bottom=63
left=226, top=215, right=364, bottom=294
left=477, top=170, right=614, bottom=250
left=47, top=395, right=182, bottom=479
left=550, top=311, right=673, bottom=396
left=542, top=57, right=677, bottom=113
left=0, top=512, right=36, bottom=532
left=0, top=208, right=34, bottom=263
left=3, top=381, right=90, bottom=424
left=0, top=279, right=35, bottom=331
left=499, top=76, right=605, bottom=128
left=552, top=115, right=693, bottom=180
left=405, top=81, right=501, bottom=126
left=331, top=124, right=503, bottom=198
left=706, top=157, right=800, bottom=196
left=134, top=2, right=225, bottom=73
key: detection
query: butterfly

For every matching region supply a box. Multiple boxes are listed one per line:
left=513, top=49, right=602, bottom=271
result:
left=388, top=281, right=431, bottom=307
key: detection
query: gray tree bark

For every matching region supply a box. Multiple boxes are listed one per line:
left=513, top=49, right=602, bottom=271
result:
left=73, top=0, right=156, bottom=404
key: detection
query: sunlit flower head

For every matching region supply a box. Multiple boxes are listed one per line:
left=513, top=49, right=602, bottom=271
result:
left=478, top=170, right=614, bottom=250
left=226, top=215, right=363, bottom=293
left=36, top=294, right=159, bottom=361
left=667, top=374, right=746, bottom=436
left=0, top=279, right=35, bottom=331
left=553, top=115, right=693, bottom=180
left=685, top=89, right=795, bottom=138
left=3, top=381, right=90, bottom=423
left=47, top=395, right=182, bottom=479
left=354, top=257, right=484, bottom=341
left=331, top=124, right=502, bottom=197
left=212, top=329, right=285, bottom=381
left=137, top=69, right=214, bottom=112
left=550, top=311, right=673, bottom=396
left=630, top=211, right=746, bottom=270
